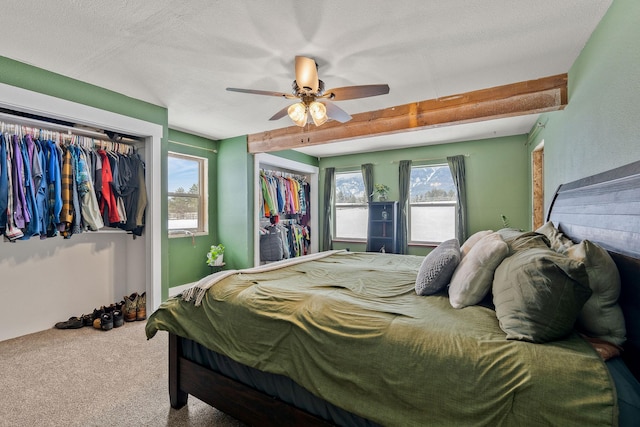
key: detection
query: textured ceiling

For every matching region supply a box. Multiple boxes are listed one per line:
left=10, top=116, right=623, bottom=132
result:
left=0, top=1, right=612, bottom=157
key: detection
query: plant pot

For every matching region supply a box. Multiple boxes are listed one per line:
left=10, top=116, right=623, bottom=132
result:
left=211, top=254, right=224, bottom=266
left=378, top=195, right=387, bottom=201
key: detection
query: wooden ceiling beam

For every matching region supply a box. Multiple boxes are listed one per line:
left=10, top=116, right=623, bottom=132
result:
left=247, top=73, right=567, bottom=154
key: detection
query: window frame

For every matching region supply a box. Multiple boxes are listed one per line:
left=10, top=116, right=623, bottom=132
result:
left=408, top=163, right=457, bottom=245
left=333, top=169, right=368, bottom=241
left=167, top=151, right=208, bottom=237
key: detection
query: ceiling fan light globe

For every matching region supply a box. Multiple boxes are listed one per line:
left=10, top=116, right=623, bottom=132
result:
left=309, top=101, right=328, bottom=126
left=288, top=102, right=308, bottom=127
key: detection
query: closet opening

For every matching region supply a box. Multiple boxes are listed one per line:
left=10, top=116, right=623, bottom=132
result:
left=0, top=82, right=162, bottom=341
left=254, top=153, right=319, bottom=267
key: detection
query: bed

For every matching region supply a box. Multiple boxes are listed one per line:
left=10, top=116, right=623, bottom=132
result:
left=146, top=160, right=640, bottom=426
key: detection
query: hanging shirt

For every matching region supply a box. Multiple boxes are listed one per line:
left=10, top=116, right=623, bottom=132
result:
left=4, top=138, right=23, bottom=241
left=27, top=134, right=45, bottom=236
left=35, top=139, right=49, bottom=237
left=97, top=149, right=120, bottom=225
left=260, top=173, right=275, bottom=217
left=11, top=134, right=29, bottom=228
left=59, top=146, right=75, bottom=236
left=46, top=139, right=62, bottom=235
left=0, top=134, right=8, bottom=231
left=19, top=135, right=40, bottom=239
left=75, top=147, right=103, bottom=231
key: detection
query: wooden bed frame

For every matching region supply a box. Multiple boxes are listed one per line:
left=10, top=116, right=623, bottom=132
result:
left=168, top=160, right=640, bottom=426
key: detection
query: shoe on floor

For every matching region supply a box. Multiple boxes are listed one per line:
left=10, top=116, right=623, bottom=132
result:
left=55, top=317, right=84, bottom=329
left=81, top=314, right=93, bottom=327
left=113, top=309, right=124, bottom=328
left=100, top=312, right=113, bottom=331
left=136, top=292, right=146, bottom=321
left=123, top=293, right=138, bottom=322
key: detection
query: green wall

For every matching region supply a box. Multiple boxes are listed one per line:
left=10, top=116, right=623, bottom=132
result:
left=0, top=56, right=166, bottom=125
left=528, top=0, right=640, bottom=211
left=167, top=129, right=219, bottom=287
left=216, top=137, right=319, bottom=269
left=216, top=136, right=254, bottom=269
left=0, top=55, right=172, bottom=300
left=319, top=135, right=530, bottom=256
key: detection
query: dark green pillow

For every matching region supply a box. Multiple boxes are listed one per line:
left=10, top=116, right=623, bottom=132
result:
left=496, top=229, right=550, bottom=255
left=492, top=247, right=592, bottom=343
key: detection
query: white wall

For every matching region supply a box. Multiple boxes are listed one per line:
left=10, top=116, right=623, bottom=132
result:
left=0, top=233, right=142, bottom=339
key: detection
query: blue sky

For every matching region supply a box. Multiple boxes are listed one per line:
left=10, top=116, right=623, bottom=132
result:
left=168, top=156, right=199, bottom=192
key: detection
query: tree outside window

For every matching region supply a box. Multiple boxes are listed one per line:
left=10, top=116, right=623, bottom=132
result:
left=168, top=152, right=208, bottom=235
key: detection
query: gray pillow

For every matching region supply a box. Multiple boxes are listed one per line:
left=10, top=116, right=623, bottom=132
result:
left=493, top=246, right=592, bottom=343
left=415, top=239, right=461, bottom=296
left=566, top=240, right=626, bottom=346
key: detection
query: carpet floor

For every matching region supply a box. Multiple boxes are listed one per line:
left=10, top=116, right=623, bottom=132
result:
left=0, top=319, right=247, bottom=427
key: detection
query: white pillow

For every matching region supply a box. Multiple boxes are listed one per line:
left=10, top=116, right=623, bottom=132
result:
left=449, top=232, right=509, bottom=309
left=535, top=221, right=574, bottom=253
left=460, top=230, right=493, bottom=258
left=565, top=240, right=626, bottom=346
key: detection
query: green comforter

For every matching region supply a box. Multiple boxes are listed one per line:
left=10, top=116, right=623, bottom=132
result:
left=146, top=251, right=617, bottom=426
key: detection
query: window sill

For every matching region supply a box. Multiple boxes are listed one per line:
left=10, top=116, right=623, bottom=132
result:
left=169, top=230, right=208, bottom=239
left=408, top=241, right=440, bottom=248
left=332, top=238, right=367, bottom=243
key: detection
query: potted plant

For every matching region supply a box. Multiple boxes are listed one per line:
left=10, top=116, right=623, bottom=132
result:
left=206, top=243, right=225, bottom=267
left=372, top=183, right=390, bottom=201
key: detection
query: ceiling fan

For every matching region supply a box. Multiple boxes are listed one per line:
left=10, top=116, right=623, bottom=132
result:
left=226, top=56, right=390, bottom=127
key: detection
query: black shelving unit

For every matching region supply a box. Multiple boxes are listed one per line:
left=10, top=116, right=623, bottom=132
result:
left=366, top=201, right=398, bottom=253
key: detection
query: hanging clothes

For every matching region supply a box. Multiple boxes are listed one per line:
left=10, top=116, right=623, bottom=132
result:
left=0, top=121, right=146, bottom=242
left=258, top=168, right=312, bottom=262
left=259, top=169, right=310, bottom=219
left=0, top=134, right=9, bottom=232
left=73, top=146, right=103, bottom=231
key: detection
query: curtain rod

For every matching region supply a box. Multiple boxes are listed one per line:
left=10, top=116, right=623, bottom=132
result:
left=390, top=154, right=470, bottom=164
left=169, top=139, right=218, bottom=154
left=321, top=162, right=378, bottom=171
left=0, top=111, right=140, bottom=144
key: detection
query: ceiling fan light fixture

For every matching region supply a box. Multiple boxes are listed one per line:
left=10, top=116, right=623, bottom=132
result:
left=288, top=102, right=307, bottom=127
left=309, top=101, right=328, bottom=126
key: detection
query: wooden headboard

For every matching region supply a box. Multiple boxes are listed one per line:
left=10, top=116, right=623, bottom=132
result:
left=547, top=159, right=640, bottom=380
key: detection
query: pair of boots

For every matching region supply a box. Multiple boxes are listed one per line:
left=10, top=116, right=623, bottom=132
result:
left=90, top=302, right=125, bottom=331
left=123, top=292, right=146, bottom=322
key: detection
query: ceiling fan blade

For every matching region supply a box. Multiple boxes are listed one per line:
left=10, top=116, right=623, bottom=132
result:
left=269, top=105, right=291, bottom=121
left=226, top=87, right=296, bottom=99
left=295, top=56, right=319, bottom=94
left=319, top=99, right=352, bottom=123
left=322, top=84, right=390, bottom=101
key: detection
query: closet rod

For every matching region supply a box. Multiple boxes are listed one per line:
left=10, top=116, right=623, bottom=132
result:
left=261, top=168, right=307, bottom=180
left=0, top=111, right=140, bottom=144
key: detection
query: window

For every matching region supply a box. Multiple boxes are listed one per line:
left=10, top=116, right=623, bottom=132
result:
left=168, top=152, right=208, bottom=235
left=334, top=171, right=368, bottom=240
left=409, top=164, right=456, bottom=244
